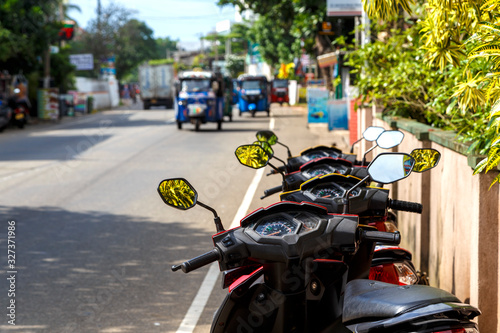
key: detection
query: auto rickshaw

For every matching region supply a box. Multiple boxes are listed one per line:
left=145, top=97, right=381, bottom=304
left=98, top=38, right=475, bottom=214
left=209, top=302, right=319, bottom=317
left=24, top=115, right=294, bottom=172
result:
left=236, top=74, right=270, bottom=117
left=271, top=79, right=289, bottom=106
left=175, top=70, right=225, bottom=131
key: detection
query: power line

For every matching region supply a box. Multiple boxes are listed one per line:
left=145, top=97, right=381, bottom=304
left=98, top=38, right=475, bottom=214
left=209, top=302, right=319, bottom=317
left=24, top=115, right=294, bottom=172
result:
left=140, top=14, right=233, bottom=20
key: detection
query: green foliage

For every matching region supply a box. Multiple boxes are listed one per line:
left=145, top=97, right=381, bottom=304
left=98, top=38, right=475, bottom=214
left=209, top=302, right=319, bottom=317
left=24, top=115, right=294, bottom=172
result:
left=0, top=0, right=61, bottom=73
left=114, top=19, right=157, bottom=80
left=358, top=0, right=500, bottom=186
left=218, top=0, right=335, bottom=80
left=155, top=37, right=179, bottom=59
left=148, top=59, right=175, bottom=65
left=346, top=23, right=462, bottom=128
left=225, top=54, right=245, bottom=78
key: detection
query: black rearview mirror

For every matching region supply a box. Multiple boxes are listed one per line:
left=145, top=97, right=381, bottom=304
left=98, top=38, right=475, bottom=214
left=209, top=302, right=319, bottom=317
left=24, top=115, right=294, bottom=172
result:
left=235, top=144, right=270, bottom=169
left=367, top=153, right=415, bottom=184
left=256, top=130, right=278, bottom=145
left=410, top=148, right=441, bottom=173
left=157, top=178, right=198, bottom=210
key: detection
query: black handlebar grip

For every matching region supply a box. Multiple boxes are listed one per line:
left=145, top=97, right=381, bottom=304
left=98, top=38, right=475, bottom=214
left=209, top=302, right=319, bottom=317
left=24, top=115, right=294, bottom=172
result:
left=180, top=249, right=220, bottom=273
left=389, top=199, right=423, bottom=214
left=362, top=230, right=401, bottom=245
left=263, top=185, right=283, bottom=197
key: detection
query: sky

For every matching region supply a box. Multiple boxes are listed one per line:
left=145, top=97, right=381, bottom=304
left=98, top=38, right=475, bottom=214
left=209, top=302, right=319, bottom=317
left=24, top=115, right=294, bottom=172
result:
left=68, top=0, right=237, bottom=50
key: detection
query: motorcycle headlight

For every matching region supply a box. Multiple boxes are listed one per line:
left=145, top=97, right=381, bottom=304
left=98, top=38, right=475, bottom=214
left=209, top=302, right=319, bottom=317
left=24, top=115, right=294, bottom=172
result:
left=178, top=100, right=187, bottom=106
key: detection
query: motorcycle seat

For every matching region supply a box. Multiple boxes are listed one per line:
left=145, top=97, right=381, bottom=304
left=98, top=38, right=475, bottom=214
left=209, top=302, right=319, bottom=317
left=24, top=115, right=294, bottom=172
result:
left=342, top=279, right=460, bottom=324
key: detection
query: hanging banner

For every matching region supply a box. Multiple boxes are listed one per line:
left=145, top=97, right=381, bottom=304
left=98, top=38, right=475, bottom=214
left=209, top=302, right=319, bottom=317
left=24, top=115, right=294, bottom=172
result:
left=327, top=0, right=363, bottom=16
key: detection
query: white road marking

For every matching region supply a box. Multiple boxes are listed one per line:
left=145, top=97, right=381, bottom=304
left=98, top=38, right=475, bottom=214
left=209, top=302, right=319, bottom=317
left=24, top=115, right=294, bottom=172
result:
left=175, top=117, right=273, bottom=332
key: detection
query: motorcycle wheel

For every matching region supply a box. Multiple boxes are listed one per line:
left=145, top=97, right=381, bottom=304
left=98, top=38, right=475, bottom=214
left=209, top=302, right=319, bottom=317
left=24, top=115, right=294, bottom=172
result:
left=217, top=120, right=222, bottom=131
left=177, top=121, right=182, bottom=130
left=195, top=119, right=201, bottom=131
left=251, top=110, right=256, bottom=117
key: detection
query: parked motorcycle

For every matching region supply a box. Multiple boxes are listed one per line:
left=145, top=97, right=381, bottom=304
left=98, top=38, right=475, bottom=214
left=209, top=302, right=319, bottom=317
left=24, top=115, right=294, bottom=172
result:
left=237, top=143, right=438, bottom=285
left=160, top=147, right=480, bottom=332
left=252, top=129, right=405, bottom=199
left=258, top=126, right=402, bottom=175
left=7, top=88, right=29, bottom=129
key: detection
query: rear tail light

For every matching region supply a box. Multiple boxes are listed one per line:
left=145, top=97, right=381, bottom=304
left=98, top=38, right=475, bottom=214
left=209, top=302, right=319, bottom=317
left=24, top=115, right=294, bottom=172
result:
left=369, top=262, right=418, bottom=285
left=373, top=221, right=399, bottom=233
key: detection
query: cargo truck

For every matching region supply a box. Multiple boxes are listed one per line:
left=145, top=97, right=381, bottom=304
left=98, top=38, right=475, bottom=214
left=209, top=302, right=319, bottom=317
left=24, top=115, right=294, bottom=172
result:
left=138, top=62, right=175, bottom=109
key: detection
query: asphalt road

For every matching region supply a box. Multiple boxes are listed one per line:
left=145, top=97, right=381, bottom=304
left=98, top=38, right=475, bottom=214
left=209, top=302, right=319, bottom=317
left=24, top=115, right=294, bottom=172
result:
left=0, top=103, right=330, bottom=333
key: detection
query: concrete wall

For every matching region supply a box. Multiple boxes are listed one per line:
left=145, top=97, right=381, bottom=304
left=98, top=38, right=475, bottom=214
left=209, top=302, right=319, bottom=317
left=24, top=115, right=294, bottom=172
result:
left=358, top=107, right=500, bottom=331
left=75, top=77, right=119, bottom=110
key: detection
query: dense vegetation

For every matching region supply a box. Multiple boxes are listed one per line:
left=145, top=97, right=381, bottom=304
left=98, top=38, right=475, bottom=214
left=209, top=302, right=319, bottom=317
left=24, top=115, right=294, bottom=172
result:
left=347, top=0, right=500, bottom=184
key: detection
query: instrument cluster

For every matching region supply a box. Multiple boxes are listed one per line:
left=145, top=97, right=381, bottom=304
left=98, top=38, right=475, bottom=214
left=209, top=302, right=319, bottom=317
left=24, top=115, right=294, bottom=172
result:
left=253, top=211, right=321, bottom=237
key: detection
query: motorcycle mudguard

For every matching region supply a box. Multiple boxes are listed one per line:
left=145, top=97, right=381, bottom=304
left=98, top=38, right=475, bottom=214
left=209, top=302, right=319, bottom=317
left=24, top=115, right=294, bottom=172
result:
left=211, top=278, right=292, bottom=333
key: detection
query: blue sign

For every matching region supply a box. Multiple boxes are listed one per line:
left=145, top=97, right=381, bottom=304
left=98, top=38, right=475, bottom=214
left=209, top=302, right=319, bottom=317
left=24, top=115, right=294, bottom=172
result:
left=327, top=99, right=348, bottom=130
left=307, top=88, right=329, bottom=123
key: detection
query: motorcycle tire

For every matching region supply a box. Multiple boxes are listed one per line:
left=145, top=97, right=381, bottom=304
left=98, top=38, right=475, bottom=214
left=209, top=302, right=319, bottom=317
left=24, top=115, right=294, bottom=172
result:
left=217, top=120, right=222, bottom=131
left=177, top=121, right=182, bottom=130
left=195, top=119, right=201, bottom=131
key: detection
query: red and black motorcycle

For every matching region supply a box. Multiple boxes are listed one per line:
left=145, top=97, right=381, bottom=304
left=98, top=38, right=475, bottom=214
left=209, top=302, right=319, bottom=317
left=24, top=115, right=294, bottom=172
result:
left=159, top=147, right=480, bottom=332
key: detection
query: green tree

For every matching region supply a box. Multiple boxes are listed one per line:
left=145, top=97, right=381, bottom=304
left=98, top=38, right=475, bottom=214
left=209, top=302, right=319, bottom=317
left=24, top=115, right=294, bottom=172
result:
left=70, top=2, right=162, bottom=80
left=218, top=0, right=336, bottom=90
left=0, top=0, right=62, bottom=73
left=155, top=37, right=179, bottom=59
left=115, top=19, right=157, bottom=80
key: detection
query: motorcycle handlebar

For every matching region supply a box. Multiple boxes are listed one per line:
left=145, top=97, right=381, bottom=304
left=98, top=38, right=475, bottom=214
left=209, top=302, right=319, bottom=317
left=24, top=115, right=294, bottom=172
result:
left=260, top=185, right=283, bottom=199
left=361, top=230, right=401, bottom=245
left=171, top=248, right=220, bottom=273
left=388, top=199, right=423, bottom=214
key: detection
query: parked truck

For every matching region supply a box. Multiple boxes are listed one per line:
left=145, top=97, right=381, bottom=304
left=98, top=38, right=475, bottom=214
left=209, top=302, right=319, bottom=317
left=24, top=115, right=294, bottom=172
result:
left=138, top=62, right=175, bottom=109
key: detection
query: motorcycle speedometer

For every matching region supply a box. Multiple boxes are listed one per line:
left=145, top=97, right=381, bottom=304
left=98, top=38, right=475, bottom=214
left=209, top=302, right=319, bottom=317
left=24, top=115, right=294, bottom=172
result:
left=255, top=216, right=298, bottom=237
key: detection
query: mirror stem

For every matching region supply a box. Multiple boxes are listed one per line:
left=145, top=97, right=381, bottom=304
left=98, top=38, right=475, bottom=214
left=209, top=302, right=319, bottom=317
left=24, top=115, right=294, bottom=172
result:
left=277, top=141, right=292, bottom=158
left=272, top=155, right=289, bottom=173
left=197, top=201, right=225, bottom=232
left=350, top=138, right=362, bottom=154
left=362, top=145, right=377, bottom=166
left=268, top=162, right=285, bottom=181
left=343, top=175, right=370, bottom=214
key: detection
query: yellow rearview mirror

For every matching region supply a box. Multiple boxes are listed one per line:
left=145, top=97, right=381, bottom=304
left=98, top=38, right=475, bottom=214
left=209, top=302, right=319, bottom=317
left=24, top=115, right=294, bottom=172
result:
left=158, top=178, right=198, bottom=210
left=410, top=148, right=441, bottom=173
left=235, top=144, right=270, bottom=169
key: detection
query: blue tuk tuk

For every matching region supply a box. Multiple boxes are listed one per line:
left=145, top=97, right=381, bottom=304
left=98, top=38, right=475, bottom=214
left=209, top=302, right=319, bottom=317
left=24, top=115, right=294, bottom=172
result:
left=175, top=71, right=225, bottom=131
left=237, top=75, right=270, bottom=117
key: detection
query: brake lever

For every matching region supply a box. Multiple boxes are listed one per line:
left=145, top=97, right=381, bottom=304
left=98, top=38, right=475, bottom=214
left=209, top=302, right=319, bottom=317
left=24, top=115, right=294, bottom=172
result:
left=171, top=264, right=182, bottom=272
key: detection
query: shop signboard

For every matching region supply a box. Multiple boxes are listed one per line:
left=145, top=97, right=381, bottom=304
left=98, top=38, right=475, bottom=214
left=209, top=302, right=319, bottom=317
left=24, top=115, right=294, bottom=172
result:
left=327, top=0, right=362, bottom=16
left=37, top=88, right=59, bottom=119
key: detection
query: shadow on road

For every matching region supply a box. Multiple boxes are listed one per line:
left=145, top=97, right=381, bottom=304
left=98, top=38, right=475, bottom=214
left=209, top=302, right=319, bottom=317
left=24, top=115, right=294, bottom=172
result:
left=0, top=205, right=212, bottom=332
